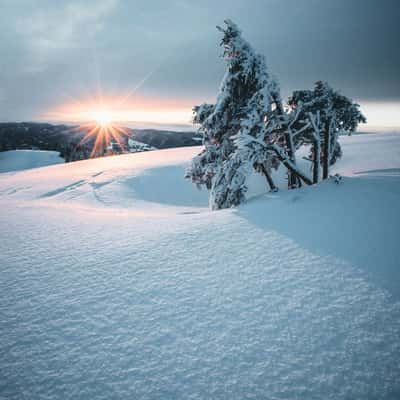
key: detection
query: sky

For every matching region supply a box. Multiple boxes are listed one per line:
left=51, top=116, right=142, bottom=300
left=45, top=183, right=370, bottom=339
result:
left=0, top=0, right=399, bottom=128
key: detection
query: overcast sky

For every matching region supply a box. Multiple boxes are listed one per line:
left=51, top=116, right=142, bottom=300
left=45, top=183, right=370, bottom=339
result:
left=1, top=0, right=399, bottom=126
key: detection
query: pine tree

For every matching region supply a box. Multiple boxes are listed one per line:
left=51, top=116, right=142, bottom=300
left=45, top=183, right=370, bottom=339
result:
left=288, top=81, right=366, bottom=181
left=187, top=22, right=366, bottom=210
left=186, top=20, right=280, bottom=209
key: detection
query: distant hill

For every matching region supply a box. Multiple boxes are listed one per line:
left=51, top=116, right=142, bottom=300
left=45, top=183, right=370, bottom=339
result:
left=0, top=122, right=200, bottom=162
left=130, top=129, right=202, bottom=149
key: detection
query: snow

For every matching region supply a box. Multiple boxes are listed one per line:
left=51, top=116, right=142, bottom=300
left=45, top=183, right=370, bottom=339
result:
left=0, top=133, right=399, bottom=399
left=0, top=150, right=64, bottom=173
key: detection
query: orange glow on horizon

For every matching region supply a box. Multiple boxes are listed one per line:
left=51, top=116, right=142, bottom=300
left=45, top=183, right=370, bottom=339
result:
left=41, top=92, right=195, bottom=158
left=42, top=93, right=194, bottom=126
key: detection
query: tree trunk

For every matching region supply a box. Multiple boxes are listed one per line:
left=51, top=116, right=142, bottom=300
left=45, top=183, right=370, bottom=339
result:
left=284, top=131, right=300, bottom=188
left=312, top=139, right=320, bottom=184
left=280, top=158, right=313, bottom=186
left=268, top=146, right=313, bottom=186
left=322, top=119, right=331, bottom=180
left=272, top=94, right=301, bottom=188
left=259, top=163, right=277, bottom=191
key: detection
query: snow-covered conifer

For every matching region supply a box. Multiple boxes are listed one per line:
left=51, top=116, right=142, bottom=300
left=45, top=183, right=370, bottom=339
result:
left=187, top=23, right=366, bottom=210
left=288, top=81, right=366, bottom=180
left=186, top=20, right=280, bottom=209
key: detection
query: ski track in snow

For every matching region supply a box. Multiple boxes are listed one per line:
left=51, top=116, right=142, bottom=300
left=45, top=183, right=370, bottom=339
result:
left=0, top=135, right=400, bottom=399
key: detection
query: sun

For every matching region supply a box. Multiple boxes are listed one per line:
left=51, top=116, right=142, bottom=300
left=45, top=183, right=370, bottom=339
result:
left=92, top=110, right=113, bottom=127
left=63, top=108, right=131, bottom=158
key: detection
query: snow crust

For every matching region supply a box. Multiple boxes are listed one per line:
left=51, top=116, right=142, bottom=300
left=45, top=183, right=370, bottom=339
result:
left=0, top=134, right=399, bottom=399
left=0, top=150, right=64, bottom=173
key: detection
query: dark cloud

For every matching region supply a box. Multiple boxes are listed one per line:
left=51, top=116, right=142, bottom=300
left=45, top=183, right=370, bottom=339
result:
left=0, top=0, right=399, bottom=121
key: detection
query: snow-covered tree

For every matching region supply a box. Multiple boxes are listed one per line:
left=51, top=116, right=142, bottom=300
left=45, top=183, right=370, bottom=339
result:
left=187, top=22, right=366, bottom=210
left=288, top=81, right=366, bottom=181
left=186, top=20, right=280, bottom=209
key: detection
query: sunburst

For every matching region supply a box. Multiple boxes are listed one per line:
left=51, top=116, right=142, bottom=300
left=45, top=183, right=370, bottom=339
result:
left=65, top=111, right=131, bottom=158
left=92, top=110, right=112, bottom=127
left=41, top=52, right=193, bottom=158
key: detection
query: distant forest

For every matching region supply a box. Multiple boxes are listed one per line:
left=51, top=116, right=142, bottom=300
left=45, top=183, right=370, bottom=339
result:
left=0, top=123, right=199, bottom=162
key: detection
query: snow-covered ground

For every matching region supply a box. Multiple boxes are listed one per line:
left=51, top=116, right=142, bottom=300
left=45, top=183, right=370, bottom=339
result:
left=0, top=133, right=399, bottom=399
left=0, top=150, right=64, bottom=173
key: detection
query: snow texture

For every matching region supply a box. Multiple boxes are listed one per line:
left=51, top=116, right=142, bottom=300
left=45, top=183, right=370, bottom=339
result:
left=0, top=134, right=400, bottom=399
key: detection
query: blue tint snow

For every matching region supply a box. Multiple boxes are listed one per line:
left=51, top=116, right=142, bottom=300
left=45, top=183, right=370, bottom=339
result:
left=0, top=150, right=64, bottom=173
left=0, top=133, right=399, bottom=399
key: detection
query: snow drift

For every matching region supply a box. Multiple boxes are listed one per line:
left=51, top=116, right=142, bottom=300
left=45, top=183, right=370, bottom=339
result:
left=0, top=133, right=399, bottom=399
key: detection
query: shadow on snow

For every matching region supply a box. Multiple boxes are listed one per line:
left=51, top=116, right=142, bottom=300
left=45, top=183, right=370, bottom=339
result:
left=237, top=171, right=400, bottom=299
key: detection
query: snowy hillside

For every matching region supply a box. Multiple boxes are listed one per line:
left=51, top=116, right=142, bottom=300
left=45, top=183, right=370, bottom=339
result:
left=0, top=149, right=64, bottom=173
left=0, top=133, right=399, bottom=399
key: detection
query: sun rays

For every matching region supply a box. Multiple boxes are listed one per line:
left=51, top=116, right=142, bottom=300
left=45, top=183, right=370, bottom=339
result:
left=41, top=88, right=193, bottom=158
left=65, top=117, right=131, bottom=158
